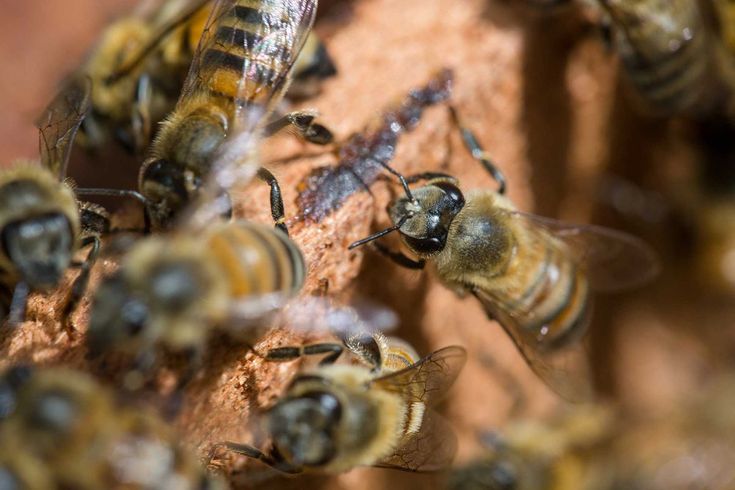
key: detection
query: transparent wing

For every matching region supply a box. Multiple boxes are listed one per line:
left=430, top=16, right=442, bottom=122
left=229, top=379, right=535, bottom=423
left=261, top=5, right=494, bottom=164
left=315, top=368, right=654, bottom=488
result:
left=35, top=75, right=91, bottom=180
left=180, top=0, right=317, bottom=127
left=474, top=288, right=593, bottom=402
left=268, top=296, right=398, bottom=338
left=374, top=409, right=458, bottom=472
left=507, top=210, right=660, bottom=293
left=371, top=345, right=467, bottom=406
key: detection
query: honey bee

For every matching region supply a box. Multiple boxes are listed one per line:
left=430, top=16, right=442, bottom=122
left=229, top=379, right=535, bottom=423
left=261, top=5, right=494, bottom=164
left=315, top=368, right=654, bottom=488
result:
left=86, top=219, right=305, bottom=388
left=445, top=405, right=615, bottom=490
left=349, top=108, right=659, bottom=400
left=107, top=0, right=333, bottom=232
left=211, top=332, right=466, bottom=473
left=77, top=0, right=336, bottom=154
left=588, top=0, right=734, bottom=117
left=0, top=77, right=110, bottom=327
left=0, top=365, right=226, bottom=489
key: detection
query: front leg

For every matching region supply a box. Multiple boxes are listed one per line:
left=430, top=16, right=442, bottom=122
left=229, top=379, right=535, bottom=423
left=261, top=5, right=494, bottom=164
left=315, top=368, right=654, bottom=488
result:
left=256, top=168, right=289, bottom=236
left=373, top=242, right=425, bottom=270
left=265, top=342, right=344, bottom=365
left=61, top=235, right=101, bottom=334
left=263, top=111, right=334, bottom=145
left=209, top=442, right=302, bottom=474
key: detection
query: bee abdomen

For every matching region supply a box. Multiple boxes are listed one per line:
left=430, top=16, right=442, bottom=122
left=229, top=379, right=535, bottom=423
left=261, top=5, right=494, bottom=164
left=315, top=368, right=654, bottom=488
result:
left=514, top=243, right=590, bottom=350
left=623, top=31, right=709, bottom=113
left=200, top=0, right=292, bottom=103
left=208, top=221, right=305, bottom=298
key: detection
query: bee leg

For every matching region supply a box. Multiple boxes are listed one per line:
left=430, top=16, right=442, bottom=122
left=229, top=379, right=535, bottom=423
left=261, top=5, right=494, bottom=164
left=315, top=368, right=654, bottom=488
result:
left=265, top=343, right=344, bottom=365
left=263, top=111, right=334, bottom=145
left=372, top=242, right=425, bottom=270
left=216, top=442, right=302, bottom=474
left=74, top=187, right=150, bottom=233
left=164, top=347, right=203, bottom=420
left=61, top=235, right=101, bottom=334
left=6, top=282, right=30, bottom=328
left=256, top=168, right=289, bottom=235
left=131, top=74, right=153, bottom=154
left=448, top=106, right=507, bottom=194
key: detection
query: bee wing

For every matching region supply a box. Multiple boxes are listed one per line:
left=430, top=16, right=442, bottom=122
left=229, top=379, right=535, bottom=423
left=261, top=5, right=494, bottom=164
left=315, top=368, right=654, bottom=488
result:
left=35, top=75, right=91, bottom=181
left=179, top=0, right=317, bottom=129
left=279, top=296, right=398, bottom=337
left=371, top=346, right=467, bottom=406
left=473, top=287, right=593, bottom=402
left=506, top=211, right=660, bottom=293
left=374, top=409, right=458, bottom=472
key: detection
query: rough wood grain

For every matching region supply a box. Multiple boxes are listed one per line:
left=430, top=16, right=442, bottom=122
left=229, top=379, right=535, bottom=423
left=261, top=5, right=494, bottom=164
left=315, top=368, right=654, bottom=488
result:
left=1, top=0, right=724, bottom=489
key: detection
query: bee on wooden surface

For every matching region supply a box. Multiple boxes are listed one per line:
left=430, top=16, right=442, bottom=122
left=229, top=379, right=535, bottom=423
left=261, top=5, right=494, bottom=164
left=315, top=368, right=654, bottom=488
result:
left=210, top=332, right=466, bottom=474
left=88, top=0, right=333, bottom=232
left=446, top=405, right=614, bottom=490
left=75, top=0, right=336, bottom=154
left=589, top=0, right=734, bottom=117
left=349, top=108, right=659, bottom=400
left=86, top=219, right=305, bottom=389
left=0, top=365, right=227, bottom=489
left=0, top=77, right=110, bottom=327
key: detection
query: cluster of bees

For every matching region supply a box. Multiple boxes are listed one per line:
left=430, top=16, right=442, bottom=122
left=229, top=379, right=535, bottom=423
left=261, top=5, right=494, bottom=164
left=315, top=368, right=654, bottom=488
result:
left=3, top=0, right=735, bottom=488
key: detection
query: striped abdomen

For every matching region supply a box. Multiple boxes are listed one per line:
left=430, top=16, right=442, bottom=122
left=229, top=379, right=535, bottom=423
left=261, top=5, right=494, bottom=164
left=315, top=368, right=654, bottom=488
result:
left=609, top=0, right=715, bottom=115
left=491, top=233, right=591, bottom=352
left=379, top=337, right=425, bottom=438
left=207, top=221, right=305, bottom=298
left=198, top=0, right=303, bottom=106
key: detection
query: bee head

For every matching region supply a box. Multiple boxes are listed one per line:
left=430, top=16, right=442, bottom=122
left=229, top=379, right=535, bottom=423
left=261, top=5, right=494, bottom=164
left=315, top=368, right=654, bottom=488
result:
left=139, top=158, right=232, bottom=230
left=87, top=272, right=150, bottom=356
left=269, top=390, right=342, bottom=467
left=139, top=158, right=192, bottom=230
left=0, top=179, right=74, bottom=290
left=390, top=181, right=465, bottom=255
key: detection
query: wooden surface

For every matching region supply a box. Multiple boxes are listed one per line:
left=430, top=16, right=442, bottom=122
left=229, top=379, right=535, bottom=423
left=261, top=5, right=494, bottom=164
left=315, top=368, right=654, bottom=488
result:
left=1, top=1, right=732, bottom=489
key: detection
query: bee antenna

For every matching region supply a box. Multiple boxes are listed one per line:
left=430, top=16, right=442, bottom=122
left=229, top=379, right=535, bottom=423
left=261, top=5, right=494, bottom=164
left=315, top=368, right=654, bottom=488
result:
left=448, top=105, right=507, bottom=195
left=348, top=214, right=410, bottom=250
left=374, top=160, right=415, bottom=202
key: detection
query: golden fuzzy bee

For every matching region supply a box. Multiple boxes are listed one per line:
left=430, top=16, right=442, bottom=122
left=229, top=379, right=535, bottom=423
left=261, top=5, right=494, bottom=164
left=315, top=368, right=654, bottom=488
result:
left=349, top=110, right=658, bottom=400
left=588, top=0, right=734, bottom=117
left=211, top=332, right=466, bottom=473
left=96, top=0, right=333, bottom=231
left=75, top=0, right=336, bottom=154
left=0, top=77, right=109, bottom=326
left=0, top=365, right=226, bottom=489
left=86, top=219, right=305, bottom=384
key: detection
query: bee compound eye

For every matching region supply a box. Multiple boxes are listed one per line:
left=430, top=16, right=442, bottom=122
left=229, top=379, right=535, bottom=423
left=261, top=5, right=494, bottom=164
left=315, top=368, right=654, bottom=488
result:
left=404, top=234, right=445, bottom=254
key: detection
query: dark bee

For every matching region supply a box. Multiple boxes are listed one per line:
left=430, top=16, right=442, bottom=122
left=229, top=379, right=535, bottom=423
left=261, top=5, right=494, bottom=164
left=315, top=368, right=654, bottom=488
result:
left=0, top=77, right=109, bottom=326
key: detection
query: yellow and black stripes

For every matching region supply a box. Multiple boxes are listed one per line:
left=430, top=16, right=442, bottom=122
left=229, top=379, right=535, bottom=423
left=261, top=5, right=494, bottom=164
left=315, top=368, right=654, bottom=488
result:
left=196, top=0, right=300, bottom=104
left=488, top=232, right=590, bottom=352
left=207, top=221, right=305, bottom=298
